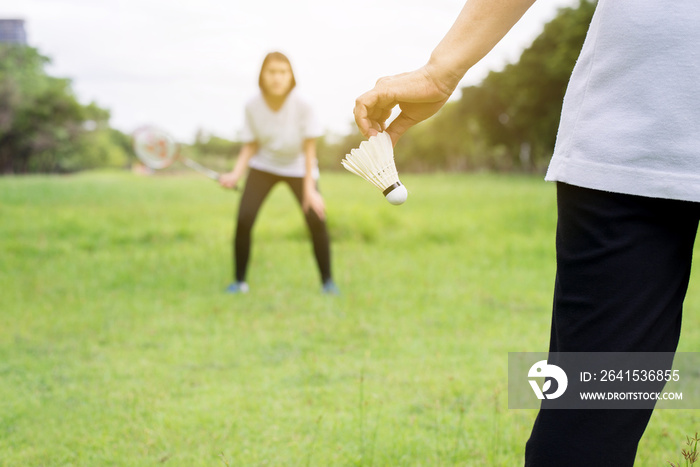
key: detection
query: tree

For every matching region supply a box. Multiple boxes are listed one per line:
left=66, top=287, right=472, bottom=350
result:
left=0, top=44, right=126, bottom=174
left=476, top=0, right=597, bottom=170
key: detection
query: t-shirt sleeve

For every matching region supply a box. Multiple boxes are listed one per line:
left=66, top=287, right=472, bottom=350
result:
left=301, top=101, right=323, bottom=139
left=240, top=104, right=256, bottom=143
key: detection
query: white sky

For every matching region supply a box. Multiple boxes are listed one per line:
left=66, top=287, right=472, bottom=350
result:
left=2, top=0, right=577, bottom=143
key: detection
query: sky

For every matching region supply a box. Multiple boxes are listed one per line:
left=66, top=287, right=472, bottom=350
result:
left=2, top=0, right=578, bottom=143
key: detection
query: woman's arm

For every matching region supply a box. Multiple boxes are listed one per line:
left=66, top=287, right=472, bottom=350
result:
left=219, top=142, right=258, bottom=189
left=354, top=0, right=537, bottom=143
left=302, top=138, right=326, bottom=220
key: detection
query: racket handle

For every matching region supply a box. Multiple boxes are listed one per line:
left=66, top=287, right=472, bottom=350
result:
left=182, top=158, right=220, bottom=181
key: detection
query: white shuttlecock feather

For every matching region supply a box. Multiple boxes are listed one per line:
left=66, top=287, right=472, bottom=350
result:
left=341, top=132, right=408, bottom=205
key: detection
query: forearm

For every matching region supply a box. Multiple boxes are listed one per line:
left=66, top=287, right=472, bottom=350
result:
left=303, top=139, right=317, bottom=192
left=427, top=0, right=537, bottom=92
left=231, top=142, right=257, bottom=177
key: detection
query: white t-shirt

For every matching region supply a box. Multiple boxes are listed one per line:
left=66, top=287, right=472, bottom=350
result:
left=545, top=0, right=700, bottom=202
left=240, top=90, right=322, bottom=178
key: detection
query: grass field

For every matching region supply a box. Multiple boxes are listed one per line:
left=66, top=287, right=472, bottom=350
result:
left=1, top=170, right=699, bottom=466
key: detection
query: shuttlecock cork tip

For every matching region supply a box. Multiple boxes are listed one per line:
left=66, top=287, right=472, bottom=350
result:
left=384, top=182, right=407, bottom=205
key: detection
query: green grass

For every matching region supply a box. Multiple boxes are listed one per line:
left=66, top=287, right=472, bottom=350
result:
left=1, top=170, right=699, bottom=466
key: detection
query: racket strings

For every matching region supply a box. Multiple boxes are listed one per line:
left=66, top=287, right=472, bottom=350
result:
left=134, top=127, right=177, bottom=169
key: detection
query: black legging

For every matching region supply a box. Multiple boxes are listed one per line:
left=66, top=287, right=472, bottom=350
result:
left=525, top=183, right=700, bottom=466
left=234, top=168, right=332, bottom=284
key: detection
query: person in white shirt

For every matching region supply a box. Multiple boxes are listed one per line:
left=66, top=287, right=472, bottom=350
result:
left=220, top=52, right=338, bottom=295
left=354, top=1, right=700, bottom=465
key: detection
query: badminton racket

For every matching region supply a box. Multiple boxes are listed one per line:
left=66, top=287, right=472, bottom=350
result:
left=132, top=125, right=221, bottom=181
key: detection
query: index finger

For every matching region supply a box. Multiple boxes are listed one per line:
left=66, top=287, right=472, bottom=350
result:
left=354, top=90, right=394, bottom=137
left=354, top=94, right=379, bottom=137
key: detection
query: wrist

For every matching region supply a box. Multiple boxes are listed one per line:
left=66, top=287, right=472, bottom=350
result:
left=425, top=54, right=465, bottom=96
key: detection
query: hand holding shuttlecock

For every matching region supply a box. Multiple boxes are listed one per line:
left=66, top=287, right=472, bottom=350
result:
left=341, top=132, right=408, bottom=205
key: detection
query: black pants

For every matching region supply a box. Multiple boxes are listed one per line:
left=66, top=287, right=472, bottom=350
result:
left=234, top=168, right=332, bottom=284
left=525, top=183, right=700, bottom=466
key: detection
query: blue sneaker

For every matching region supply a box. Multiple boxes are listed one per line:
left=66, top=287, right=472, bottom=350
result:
left=225, top=281, right=249, bottom=294
left=322, top=279, right=340, bottom=295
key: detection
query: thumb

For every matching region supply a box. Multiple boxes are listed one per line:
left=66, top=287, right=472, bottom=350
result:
left=385, top=112, right=417, bottom=146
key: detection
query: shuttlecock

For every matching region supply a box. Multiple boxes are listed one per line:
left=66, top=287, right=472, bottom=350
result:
left=341, top=132, right=408, bottom=205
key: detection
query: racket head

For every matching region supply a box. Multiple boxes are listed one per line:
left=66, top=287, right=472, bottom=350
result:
left=132, top=125, right=178, bottom=170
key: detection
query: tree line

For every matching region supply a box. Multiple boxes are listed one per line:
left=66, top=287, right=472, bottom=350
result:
left=0, top=0, right=595, bottom=175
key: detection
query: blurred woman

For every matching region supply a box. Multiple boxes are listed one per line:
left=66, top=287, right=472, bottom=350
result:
left=219, top=52, right=338, bottom=294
